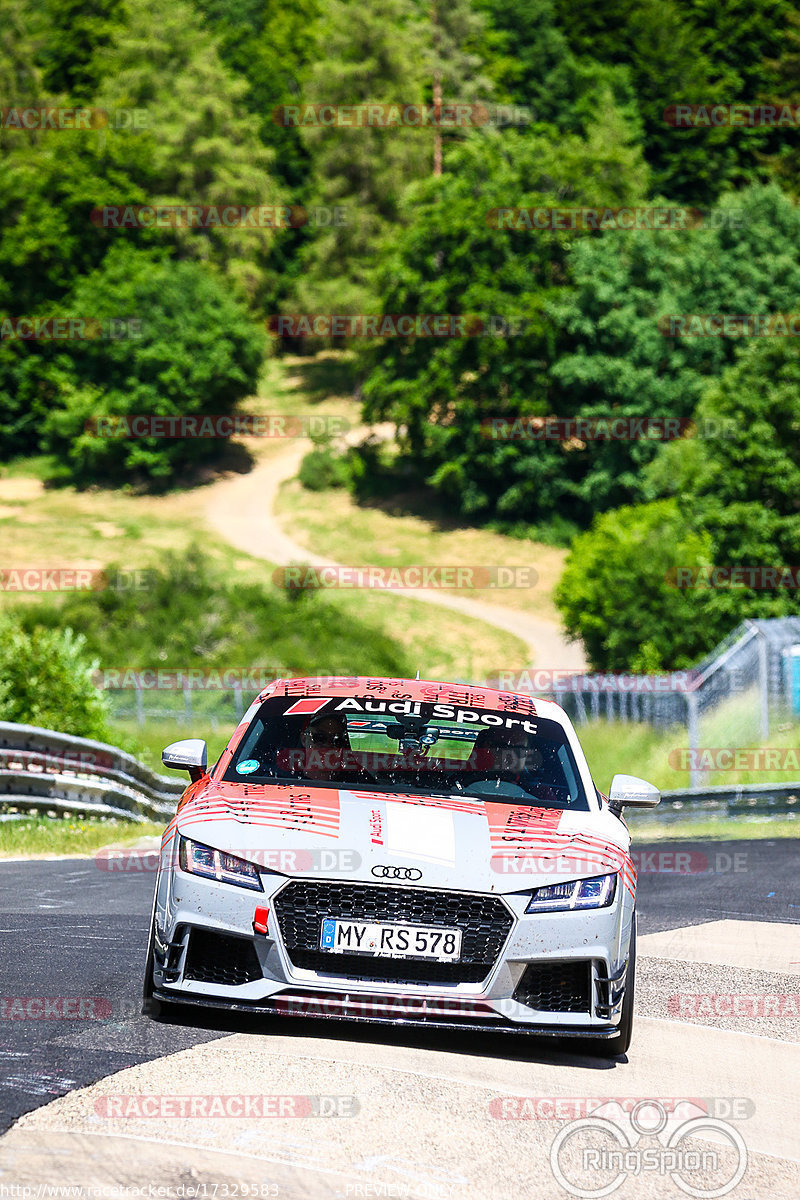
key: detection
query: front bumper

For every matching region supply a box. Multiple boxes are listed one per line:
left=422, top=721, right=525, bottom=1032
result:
left=151, top=867, right=634, bottom=1035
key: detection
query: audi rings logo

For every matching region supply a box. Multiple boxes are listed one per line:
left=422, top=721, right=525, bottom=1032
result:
left=371, top=865, right=423, bottom=881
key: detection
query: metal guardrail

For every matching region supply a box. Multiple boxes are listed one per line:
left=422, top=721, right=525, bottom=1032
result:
left=0, top=721, right=797, bottom=825
left=641, top=780, right=800, bottom=820
left=0, top=722, right=184, bottom=823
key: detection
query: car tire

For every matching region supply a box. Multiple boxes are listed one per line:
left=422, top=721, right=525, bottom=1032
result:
left=596, top=917, right=636, bottom=1057
left=141, top=909, right=165, bottom=1021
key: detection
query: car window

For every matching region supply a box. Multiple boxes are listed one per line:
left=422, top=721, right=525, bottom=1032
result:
left=221, top=696, right=589, bottom=810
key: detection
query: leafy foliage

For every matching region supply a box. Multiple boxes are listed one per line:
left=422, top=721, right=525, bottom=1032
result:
left=0, top=617, right=110, bottom=738
left=16, top=548, right=412, bottom=677
left=557, top=336, right=800, bottom=668
left=38, top=246, right=264, bottom=486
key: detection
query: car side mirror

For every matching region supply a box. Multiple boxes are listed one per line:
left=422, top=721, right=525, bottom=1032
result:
left=608, top=773, right=660, bottom=819
left=162, top=738, right=208, bottom=782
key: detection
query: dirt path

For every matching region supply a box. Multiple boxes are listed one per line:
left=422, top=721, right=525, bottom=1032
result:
left=204, top=437, right=587, bottom=671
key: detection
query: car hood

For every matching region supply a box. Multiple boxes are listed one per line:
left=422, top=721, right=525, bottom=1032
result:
left=173, top=780, right=634, bottom=896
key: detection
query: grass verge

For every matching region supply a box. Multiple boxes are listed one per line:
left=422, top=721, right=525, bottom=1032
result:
left=0, top=816, right=165, bottom=859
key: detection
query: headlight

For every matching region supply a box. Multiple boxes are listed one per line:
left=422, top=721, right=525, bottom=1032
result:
left=178, top=836, right=263, bottom=891
left=526, top=873, right=616, bottom=913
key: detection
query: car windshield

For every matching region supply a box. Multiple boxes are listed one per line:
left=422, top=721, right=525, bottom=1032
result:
left=221, top=695, right=589, bottom=810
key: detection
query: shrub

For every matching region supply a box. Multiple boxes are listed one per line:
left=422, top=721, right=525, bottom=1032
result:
left=0, top=618, right=110, bottom=739
left=38, top=245, right=264, bottom=487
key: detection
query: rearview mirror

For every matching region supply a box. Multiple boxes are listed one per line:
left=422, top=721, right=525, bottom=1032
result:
left=162, top=738, right=208, bottom=782
left=608, top=773, right=660, bottom=818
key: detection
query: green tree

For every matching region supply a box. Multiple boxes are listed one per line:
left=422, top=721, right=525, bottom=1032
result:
left=93, top=0, right=279, bottom=303
left=193, top=0, right=321, bottom=190
left=38, top=245, right=264, bottom=486
left=360, top=119, right=648, bottom=522
left=292, top=0, right=429, bottom=314
left=0, top=617, right=110, bottom=739
left=557, top=336, right=800, bottom=668
left=554, top=499, right=715, bottom=670
left=548, top=183, right=800, bottom=522
left=763, top=9, right=800, bottom=195
left=476, top=0, right=637, bottom=138
left=553, top=0, right=792, bottom=201
left=427, top=0, right=490, bottom=175
left=38, top=0, right=125, bottom=100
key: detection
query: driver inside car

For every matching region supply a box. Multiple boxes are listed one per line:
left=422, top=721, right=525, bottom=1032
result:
left=463, top=726, right=565, bottom=804
left=299, top=713, right=354, bottom=779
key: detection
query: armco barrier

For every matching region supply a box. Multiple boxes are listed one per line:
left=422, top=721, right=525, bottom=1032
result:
left=0, top=722, right=183, bottom=823
left=0, top=721, right=797, bottom=824
left=639, top=779, right=800, bottom=820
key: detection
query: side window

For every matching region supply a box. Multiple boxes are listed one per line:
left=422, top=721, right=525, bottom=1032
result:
left=557, top=744, right=580, bottom=806
left=233, top=717, right=265, bottom=764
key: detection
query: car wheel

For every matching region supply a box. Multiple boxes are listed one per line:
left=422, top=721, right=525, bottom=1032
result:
left=596, top=918, right=636, bottom=1057
left=141, top=908, right=165, bottom=1020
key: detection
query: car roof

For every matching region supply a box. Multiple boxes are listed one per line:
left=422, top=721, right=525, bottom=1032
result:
left=257, top=676, right=569, bottom=726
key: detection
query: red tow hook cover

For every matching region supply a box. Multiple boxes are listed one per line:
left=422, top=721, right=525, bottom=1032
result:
left=253, top=906, right=269, bottom=935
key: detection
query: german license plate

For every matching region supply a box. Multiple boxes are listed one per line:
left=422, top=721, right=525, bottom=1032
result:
left=319, top=918, right=462, bottom=961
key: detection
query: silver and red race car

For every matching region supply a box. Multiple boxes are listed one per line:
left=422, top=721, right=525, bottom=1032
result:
left=144, top=676, right=659, bottom=1054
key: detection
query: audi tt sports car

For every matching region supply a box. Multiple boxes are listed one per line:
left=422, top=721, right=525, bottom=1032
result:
left=144, top=677, right=660, bottom=1054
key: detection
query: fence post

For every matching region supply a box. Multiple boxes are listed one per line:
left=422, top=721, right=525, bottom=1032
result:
left=575, top=690, right=587, bottom=724
left=135, top=679, right=144, bottom=726
left=687, top=691, right=700, bottom=788
left=758, top=631, right=770, bottom=741
left=182, top=675, right=192, bottom=724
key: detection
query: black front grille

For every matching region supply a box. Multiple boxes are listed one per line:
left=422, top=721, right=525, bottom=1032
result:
left=514, top=960, right=592, bottom=1013
left=273, top=880, right=513, bottom=985
left=184, top=929, right=263, bottom=986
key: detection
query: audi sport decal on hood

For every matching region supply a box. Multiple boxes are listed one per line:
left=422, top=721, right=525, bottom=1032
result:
left=177, top=782, right=341, bottom=838
left=484, top=802, right=636, bottom=897
left=173, top=782, right=635, bottom=896
left=260, top=676, right=537, bottom=717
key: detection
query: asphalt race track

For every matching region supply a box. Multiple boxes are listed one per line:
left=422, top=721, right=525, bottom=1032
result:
left=1, top=840, right=799, bottom=1198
